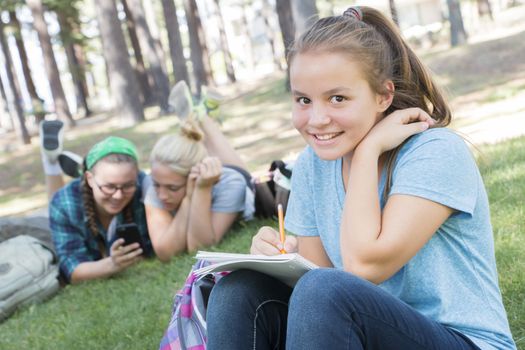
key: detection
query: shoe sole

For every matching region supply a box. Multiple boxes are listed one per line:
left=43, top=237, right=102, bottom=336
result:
left=58, top=151, right=83, bottom=178
left=40, top=121, right=64, bottom=151
left=168, top=81, right=194, bottom=120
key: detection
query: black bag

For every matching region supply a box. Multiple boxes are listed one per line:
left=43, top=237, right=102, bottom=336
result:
left=254, top=160, right=293, bottom=218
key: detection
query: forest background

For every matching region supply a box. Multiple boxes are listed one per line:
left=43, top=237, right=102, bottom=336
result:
left=0, top=0, right=524, bottom=349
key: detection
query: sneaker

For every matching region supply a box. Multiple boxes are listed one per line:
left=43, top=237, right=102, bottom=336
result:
left=200, top=85, right=223, bottom=118
left=39, top=120, right=64, bottom=163
left=168, top=80, right=194, bottom=120
left=58, top=151, right=83, bottom=178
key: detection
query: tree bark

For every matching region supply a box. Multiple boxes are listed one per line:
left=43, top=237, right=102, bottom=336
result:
left=55, top=11, right=91, bottom=118
left=0, top=72, right=15, bottom=131
left=27, top=0, right=75, bottom=127
left=126, top=0, right=171, bottom=112
left=389, top=0, right=400, bottom=26
left=161, top=0, right=190, bottom=85
left=142, top=0, right=169, bottom=78
left=121, top=0, right=154, bottom=106
left=184, top=0, right=211, bottom=96
left=276, top=0, right=295, bottom=61
left=261, top=0, right=283, bottom=70
left=0, top=63, right=15, bottom=131
left=93, top=0, right=144, bottom=124
left=477, top=0, right=494, bottom=20
left=290, top=0, right=318, bottom=37
left=0, top=20, right=31, bottom=144
left=239, top=2, right=255, bottom=71
left=446, top=0, right=468, bottom=46
left=276, top=0, right=296, bottom=90
left=8, top=10, right=46, bottom=124
left=213, top=0, right=236, bottom=83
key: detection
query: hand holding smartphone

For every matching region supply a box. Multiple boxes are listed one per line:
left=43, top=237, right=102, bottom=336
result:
left=116, top=223, right=145, bottom=252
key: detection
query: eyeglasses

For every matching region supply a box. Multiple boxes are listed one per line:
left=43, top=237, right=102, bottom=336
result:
left=92, top=178, right=137, bottom=196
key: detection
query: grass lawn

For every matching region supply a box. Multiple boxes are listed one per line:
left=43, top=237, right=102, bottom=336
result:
left=0, top=136, right=523, bottom=349
left=478, top=137, right=525, bottom=348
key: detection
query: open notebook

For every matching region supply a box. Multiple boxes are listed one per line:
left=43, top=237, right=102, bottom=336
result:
left=194, top=251, right=319, bottom=287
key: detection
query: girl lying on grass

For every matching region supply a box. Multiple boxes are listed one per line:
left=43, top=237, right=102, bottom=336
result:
left=40, top=125, right=152, bottom=284
left=144, top=83, right=255, bottom=261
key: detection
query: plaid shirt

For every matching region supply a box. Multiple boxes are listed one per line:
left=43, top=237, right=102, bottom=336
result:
left=49, top=171, right=151, bottom=282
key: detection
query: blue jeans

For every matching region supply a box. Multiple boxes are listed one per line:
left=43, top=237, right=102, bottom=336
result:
left=207, top=269, right=481, bottom=350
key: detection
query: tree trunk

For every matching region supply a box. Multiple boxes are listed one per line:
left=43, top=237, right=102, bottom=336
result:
left=446, top=0, right=468, bottom=46
left=73, top=44, right=91, bottom=100
left=73, top=44, right=92, bottom=116
left=477, top=0, right=494, bottom=20
left=239, top=2, right=255, bottom=71
left=213, top=0, right=236, bottom=83
left=121, top=0, right=154, bottom=106
left=142, top=0, right=169, bottom=78
left=8, top=10, right=46, bottom=124
left=0, top=20, right=31, bottom=144
left=184, top=0, right=211, bottom=97
left=161, top=0, right=190, bottom=85
left=261, top=0, right=282, bottom=70
left=290, top=0, right=318, bottom=37
left=276, top=0, right=295, bottom=61
left=389, top=0, right=400, bottom=26
left=27, top=0, right=75, bottom=127
left=55, top=11, right=91, bottom=118
left=93, top=0, right=144, bottom=124
left=126, top=0, right=171, bottom=112
left=276, top=0, right=295, bottom=90
left=0, top=66, right=15, bottom=131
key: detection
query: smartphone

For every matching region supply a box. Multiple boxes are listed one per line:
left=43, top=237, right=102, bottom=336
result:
left=116, top=223, right=145, bottom=251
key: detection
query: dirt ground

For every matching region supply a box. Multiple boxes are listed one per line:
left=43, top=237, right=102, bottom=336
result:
left=1, top=4, right=524, bottom=218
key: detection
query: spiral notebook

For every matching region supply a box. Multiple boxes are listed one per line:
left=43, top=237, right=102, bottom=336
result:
left=194, top=251, right=319, bottom=287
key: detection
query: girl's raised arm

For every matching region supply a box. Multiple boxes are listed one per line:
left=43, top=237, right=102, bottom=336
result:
left=340, top=108, right=448, bottom=284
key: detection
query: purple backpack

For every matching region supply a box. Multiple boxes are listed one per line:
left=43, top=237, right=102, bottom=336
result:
left=159, top=260, right=228, bottom=350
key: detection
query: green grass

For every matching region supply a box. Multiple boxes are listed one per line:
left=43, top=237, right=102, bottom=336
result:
left=0, top=137, right=524, bottom=349
left=477, top=137, right=525, bottom=348
left=0, top=219, right=271, bottom=349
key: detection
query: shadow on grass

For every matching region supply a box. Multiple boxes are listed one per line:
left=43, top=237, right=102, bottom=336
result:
left=424, top=29, right=525, bottom=97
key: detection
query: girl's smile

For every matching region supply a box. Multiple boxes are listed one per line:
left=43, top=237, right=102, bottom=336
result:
left=290, top=52, right=391, bottom=161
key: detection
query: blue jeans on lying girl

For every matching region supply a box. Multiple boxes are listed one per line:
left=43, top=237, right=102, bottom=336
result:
left=206, top=268, right=481, bottom=350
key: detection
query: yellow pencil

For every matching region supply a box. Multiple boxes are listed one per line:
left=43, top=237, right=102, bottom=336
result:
left=277, top=204, right=287, bottom=254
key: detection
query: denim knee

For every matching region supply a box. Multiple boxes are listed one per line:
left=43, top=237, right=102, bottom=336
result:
left=290, top=268, right=373, bottom=313
left=208, top=269, right=257, bottom=310
left=207, top=270, right=292, bottom=350
left=208, top=269, right=293, bottom=315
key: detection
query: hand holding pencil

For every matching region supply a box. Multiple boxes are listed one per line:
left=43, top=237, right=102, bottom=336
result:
left=250, top=204, right=298, bottom=255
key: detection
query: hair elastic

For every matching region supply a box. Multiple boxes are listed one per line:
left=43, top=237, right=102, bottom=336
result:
left=343, top=7, right=362, bottom=21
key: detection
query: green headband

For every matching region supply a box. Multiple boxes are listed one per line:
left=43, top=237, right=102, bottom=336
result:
left=85, top=136, right=139, bottom=170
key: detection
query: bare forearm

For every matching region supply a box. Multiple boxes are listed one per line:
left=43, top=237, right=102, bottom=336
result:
left=187, top=187, right=215, bottom=250
left=153, top=198, right=191, bottom=261
left=341, top=146, right=383, bottom=276
left=70, top=258, right=119, bottom=283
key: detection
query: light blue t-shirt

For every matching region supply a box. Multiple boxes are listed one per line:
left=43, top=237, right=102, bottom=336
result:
left=285, top=128, right=515, bottom=350
left=143, top=166, right=255, bottom=220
